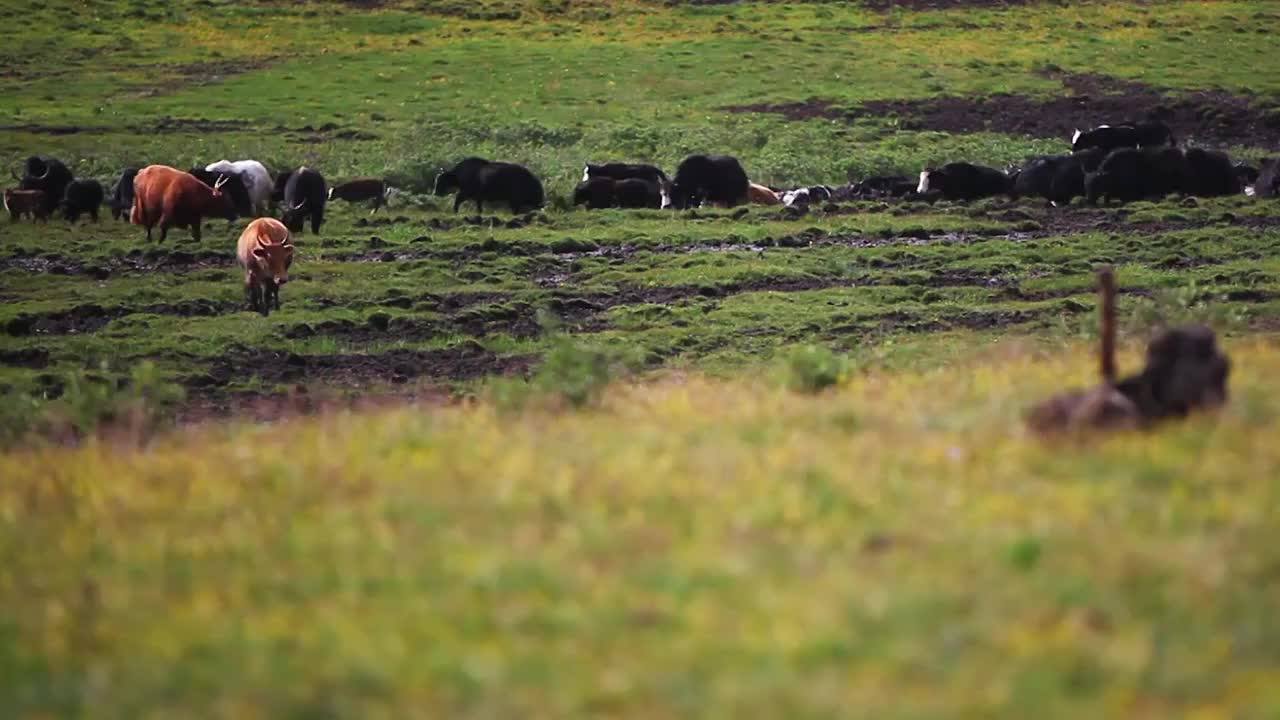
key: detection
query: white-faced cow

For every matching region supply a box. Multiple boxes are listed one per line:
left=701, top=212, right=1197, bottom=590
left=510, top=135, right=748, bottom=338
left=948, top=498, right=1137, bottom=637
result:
left=916, top=162, right=1013, bottom=201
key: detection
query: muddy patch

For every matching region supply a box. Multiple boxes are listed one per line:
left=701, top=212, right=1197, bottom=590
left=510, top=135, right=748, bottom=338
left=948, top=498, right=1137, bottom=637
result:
left=5, top=299, right=237, bottom=337
left=0, top=348, right=50, bottom=368
left=135, top=57, right=277, bottom=97
left=726, top=71, right=1280, bottom=148
left=0, top=248, right=233, bottom=277
left=186, top=341, right=535, bottom=391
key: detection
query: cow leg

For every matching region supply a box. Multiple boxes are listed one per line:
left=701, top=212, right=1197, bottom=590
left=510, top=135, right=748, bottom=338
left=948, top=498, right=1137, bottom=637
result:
left=191, top=222, right=202, bottom=244
left=244, top=274, right=257, bottom=311
left=157, top=221, right=169, bottom=243
left=453, top=194, right=466, bottom=213
left=91, top=208, right=99, bottom=223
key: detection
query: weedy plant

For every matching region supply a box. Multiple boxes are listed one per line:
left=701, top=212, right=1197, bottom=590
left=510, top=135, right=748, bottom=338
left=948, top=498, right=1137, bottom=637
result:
left=779, top=344, right=852, bottom=394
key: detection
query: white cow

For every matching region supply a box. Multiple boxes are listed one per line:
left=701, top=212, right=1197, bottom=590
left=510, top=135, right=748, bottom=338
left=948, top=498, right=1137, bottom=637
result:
left=205, top=160, right=272, bottom=216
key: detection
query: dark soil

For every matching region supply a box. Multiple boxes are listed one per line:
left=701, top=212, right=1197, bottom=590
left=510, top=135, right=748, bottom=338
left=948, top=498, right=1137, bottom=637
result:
left=0, top=248, right=233, bottom=276
left=726, top=71, right=1280, bottom=148
left=6, top=299, right=237, bottom=337
left=0, top=348, right=50, bottom=368
left=185, top=341, right=536, bottom=392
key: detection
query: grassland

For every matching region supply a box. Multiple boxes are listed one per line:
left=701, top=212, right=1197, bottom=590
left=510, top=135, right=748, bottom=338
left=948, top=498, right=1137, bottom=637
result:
left=5, top=341, right=1280, bottom=717
left=3, top=0, right=1280, bottom=716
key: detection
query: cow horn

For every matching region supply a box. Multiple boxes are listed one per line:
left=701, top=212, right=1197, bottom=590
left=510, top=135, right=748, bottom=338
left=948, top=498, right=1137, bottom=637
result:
left=213, top=174, right=229, bottom=190
left=292, top=199, right=307, bottom=211
left=34, top=161, right=49, bottom=180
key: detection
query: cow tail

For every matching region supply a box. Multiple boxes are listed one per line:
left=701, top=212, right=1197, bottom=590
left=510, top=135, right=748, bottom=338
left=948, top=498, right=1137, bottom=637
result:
left=129, top=189, right=144, bottom=226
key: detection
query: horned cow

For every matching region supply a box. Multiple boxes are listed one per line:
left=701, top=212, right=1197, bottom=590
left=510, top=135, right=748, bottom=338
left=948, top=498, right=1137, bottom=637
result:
left=205, top=159, right=273, bottom=215
left=280, top=166, right=327, bottom=235
left=236, top=217, right=295, bottom=316
left=14, top=155, right=73, bottom=215
left=130, top=164, right=236, bottom=242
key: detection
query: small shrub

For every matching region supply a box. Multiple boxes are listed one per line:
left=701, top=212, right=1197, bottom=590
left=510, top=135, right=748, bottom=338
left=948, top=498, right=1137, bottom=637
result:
left=781, top=345, right=851, bottom=394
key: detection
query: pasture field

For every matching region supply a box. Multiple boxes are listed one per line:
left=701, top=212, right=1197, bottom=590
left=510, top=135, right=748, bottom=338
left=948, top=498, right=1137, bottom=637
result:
left=3, top=0, right=1280, bottom=716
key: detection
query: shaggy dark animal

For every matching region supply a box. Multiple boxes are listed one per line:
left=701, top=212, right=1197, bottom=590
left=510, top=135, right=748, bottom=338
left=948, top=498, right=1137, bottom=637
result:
left=614, top=177, right=662, bottom=209
left=1011, top=150, right=1108, bottom=205
left=1026, top=267, right=1230, bottom=433
left=668, top=154, right=749, bottom=209
left=1084, top=147, right=1187, bottom=205
left=14, top=155, right=73, bottom=215
left=109, top=167, right=139, bottom=221
left=916, top=162, right=1012, bottom=201
left=61, top=179, right=104, bottom=222
left=433, top=157, right=544, bottom=214
left=1182, top=148, right=1241, bottom=198
left=573, top=177, right=616, bottom=209
left=280, top=166, right=327, bottom=235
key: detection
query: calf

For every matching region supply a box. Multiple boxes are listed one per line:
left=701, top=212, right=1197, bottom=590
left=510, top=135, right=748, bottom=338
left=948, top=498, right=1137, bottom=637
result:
left=236, top=217, right=295, bottom=316
left=746, top=182, right=781, bottom=205
left=1071, top=121, right=1175, bottom=153
left=131, top=165, right=236, bottom=242
left=62, top=179, right=104, bottom=223
left=916, top=162, right=1012, bottom=201
left=109, top=167, right=139, bottom=221
left=669, top=154, right=749, bottom=209
left=433, top=157, right=544, bottom=214
left=3, top=189, right=49, bottom=222
left=280, top=166, right=327, bottom=235
left=328, top=178, right=388, bottom=213
left=1084, top=147, right=1187, bottom=205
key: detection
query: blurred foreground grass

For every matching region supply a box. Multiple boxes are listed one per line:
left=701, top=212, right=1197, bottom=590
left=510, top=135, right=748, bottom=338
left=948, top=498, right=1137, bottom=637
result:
left=3, top=336, right=1280, bottom=718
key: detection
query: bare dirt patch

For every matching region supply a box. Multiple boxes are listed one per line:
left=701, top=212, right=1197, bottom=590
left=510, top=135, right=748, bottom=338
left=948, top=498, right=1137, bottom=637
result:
left=5, top=299, right=237, bottom=337
left=726, top=71, right=1280, bottom=148
left=184, top=341, right=536, bottom=392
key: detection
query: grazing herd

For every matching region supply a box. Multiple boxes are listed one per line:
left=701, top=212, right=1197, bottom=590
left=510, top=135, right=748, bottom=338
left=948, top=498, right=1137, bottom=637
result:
left=5, top=117, right=1278, bottom=320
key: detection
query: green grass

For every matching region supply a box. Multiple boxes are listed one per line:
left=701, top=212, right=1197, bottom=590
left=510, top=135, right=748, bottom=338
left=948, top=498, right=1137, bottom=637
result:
left=3, top=0, right=1280, bottom=715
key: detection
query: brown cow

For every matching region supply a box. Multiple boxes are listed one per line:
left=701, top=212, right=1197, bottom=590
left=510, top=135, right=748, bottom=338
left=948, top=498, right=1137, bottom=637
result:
left=3, top=189, right=49, bottom=222
left=328, top=178, right=388, bottom=213
left=130, top=165, right=236, bottom=242
left=746, top=182, right=781, bottom=205
left=236, top=217, right=294, bottom=315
